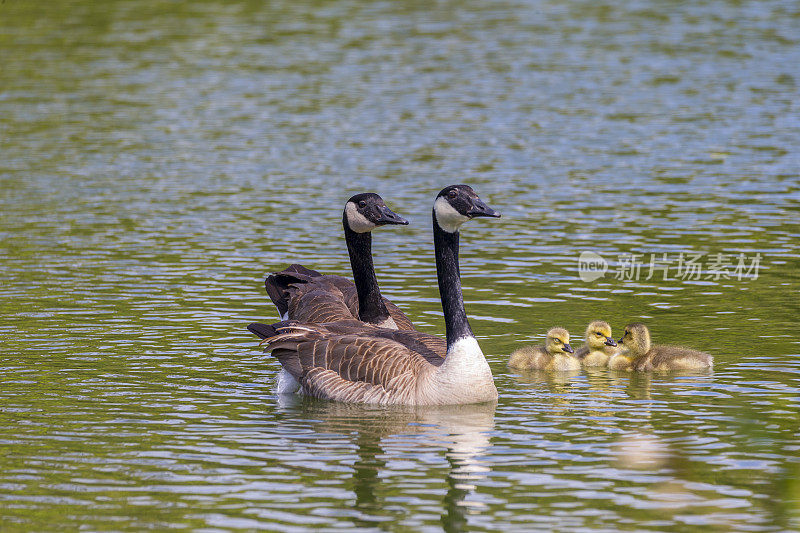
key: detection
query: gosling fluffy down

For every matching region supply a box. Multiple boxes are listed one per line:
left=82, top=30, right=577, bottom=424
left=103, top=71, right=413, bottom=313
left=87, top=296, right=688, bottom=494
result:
left=609, top=322, right=713, bottom=371
left=573, top=320, right=618, bottom=367
left=508, top=327, right=580, bottom=371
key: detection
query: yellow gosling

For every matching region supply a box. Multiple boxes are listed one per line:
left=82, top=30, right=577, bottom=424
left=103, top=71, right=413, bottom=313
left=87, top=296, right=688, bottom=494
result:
left=614, top=323, right=713, bottom=372
left=574, top=320, right=618, bottom=367
left=508, top=327, right=580, bottom=371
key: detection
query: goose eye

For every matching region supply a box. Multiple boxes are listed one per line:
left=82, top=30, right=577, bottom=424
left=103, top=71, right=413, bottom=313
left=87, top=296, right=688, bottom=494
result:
left=447, top=190, right=457, bottom=199
left=358, top=200, right=367, bottom=208
left=554, top=339, right=561, bottom=344
left=595, top=332, right=603, bottom=336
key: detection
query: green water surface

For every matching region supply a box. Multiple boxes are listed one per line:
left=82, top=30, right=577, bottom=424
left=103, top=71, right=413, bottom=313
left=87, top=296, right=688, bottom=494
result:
left=1, top=0, right=799, bottom=530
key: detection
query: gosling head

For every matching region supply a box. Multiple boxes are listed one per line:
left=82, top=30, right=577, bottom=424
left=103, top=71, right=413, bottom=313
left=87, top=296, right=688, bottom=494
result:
left=545, top=327, right=574, bottom=355
left=585, top=320, right=617, bottom=350
left=433, top=184, right=501, bottom=233
left=618, top=323, right=651, bottom=357
left=343, top=193, right=409, bottom=234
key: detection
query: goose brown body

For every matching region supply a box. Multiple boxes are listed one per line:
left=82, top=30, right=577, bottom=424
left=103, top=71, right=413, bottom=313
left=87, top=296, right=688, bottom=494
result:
left=266, top=265, right=415, bottom=330
left=262, top=321, right=486, bottom=405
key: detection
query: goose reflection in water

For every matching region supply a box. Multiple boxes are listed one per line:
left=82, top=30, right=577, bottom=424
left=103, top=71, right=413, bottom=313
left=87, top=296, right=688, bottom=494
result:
left=276, top=397, right=496, bottom=531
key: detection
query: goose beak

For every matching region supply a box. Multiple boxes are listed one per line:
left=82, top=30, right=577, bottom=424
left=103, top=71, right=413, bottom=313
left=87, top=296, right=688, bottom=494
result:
left=466, top=198, right=501, bottom=218
left=605, top=337, right=617, bottom=347
left=563, top=343, right=574, bottom=353
left=375, top=205, right=409, bottom=226
left=617, top=336, right=624, bottom=344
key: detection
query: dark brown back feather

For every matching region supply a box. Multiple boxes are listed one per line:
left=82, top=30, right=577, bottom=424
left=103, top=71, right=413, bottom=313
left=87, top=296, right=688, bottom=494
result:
left=260, top=322, right=442, bottom=400
left=265, top=265, right=416, bottom=329
left=312, top=320, right=446, bottom=360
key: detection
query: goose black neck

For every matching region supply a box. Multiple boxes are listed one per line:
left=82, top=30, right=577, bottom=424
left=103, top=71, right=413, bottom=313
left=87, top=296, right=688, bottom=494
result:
left=343, top=217, right=390, bottom=325
left=433, top=210, right=474, bottom=347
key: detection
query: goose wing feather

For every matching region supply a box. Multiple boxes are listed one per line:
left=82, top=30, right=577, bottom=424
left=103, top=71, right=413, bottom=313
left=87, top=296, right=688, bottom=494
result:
left=337, top=284, right=416, bottom=330
left=266, top=265, right=416, bottom=329
left=382, top=300, right=416, bottom=330
left=287, top=280, right=355, bottom=324
left=313, top=320, right=447, bottom=359
left=261, top=323, right=442, bottom=403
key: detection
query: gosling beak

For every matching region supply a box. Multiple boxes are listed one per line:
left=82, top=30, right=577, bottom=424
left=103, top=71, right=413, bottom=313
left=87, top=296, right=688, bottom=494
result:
left=466, top=197, right=501, bottom=218
left=374, top=205, right=409, bottom=226
left=617, top=336, right=624, bottom=344
left=563, top=343, right=574, bottom=354
left=604, top=337, right=617, bottom=347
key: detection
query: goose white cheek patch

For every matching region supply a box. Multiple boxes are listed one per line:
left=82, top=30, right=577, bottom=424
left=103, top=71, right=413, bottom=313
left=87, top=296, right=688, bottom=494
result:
left=434, top=196, right=469, bottom=233
left=345, top=202, right=377, bottom=233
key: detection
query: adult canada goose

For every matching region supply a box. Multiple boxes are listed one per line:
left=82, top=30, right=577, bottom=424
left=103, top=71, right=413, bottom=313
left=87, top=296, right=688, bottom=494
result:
left=507, top=327, right=580, bottom=371
left=609, top=322, right=713, bottom=371
left=265, top=193, right=415, bottom=330
left=248, top=184, right=501, bottom=405
left=573, top=320, right=618, bottom=367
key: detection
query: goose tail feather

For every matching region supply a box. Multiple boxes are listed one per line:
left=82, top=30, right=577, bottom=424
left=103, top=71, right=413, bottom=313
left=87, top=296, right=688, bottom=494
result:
left=247, top=322, right=280, bottom=340
left=264, top=264, right=324, bottom=318
left=248, top=321, right=323, bottom=344
left=248, top=320, right=325, bottom=381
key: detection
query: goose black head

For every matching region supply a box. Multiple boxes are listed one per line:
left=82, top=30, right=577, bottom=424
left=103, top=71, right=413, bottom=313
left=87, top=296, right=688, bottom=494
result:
left=344, top=193, right=409, bottom=233
left=433, top=184, right=501, bottom=233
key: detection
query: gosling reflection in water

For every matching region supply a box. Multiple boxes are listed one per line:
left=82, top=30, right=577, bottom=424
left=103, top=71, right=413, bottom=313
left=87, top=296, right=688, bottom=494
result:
left=277, top=398, right=496, bottom=532
left=608, top=369, right=715, bottom=419
left=508, top=366, right=582, bottom=415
